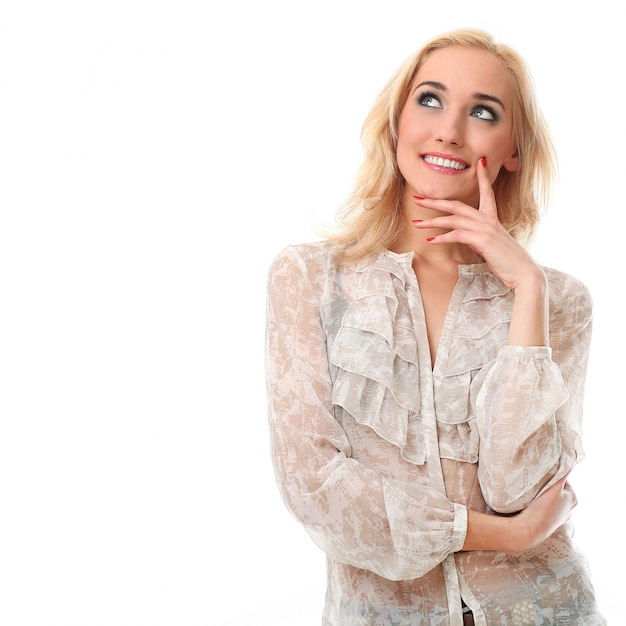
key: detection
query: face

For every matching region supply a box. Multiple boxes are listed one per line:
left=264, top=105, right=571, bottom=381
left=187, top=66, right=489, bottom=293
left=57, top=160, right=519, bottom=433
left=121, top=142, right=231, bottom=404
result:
left=396, top=46, right=519, bottom=207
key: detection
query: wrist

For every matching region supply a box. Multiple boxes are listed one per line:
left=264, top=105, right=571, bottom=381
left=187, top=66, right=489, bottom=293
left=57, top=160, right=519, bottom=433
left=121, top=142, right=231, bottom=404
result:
left=506, top=514, right=531, bottom=554
left=512, top=265, right=547, bottom=296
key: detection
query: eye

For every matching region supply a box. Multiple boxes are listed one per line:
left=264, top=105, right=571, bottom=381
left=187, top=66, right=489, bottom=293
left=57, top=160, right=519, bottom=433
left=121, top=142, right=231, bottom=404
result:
left=418, top=92, right=442, bottom=109
left=471, top=106, right=498, bottom=122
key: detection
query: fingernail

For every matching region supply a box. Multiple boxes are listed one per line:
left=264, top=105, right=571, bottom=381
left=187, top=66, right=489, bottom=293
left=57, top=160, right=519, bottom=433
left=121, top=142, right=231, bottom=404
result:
left=480, top=157, right=487, bottom=167
left=413, top=195, right=425, bottom=200
left=426, top=237, right=435, bottom=242
left=412, top=219, right=423, bottom=224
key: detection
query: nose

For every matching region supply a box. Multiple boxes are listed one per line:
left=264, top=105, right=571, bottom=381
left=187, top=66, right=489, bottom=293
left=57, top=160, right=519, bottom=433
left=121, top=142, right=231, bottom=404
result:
left=435, top=110, right=465, bottom=147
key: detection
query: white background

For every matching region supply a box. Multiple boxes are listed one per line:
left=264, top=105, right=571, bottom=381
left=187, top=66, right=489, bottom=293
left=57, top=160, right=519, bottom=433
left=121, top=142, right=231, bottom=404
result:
left=0, top=1, right=621, bottom=624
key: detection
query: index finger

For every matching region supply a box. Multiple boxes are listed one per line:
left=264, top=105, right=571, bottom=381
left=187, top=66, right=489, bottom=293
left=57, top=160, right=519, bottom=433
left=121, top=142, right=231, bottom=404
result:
left=477, top=156, right=498, bottom=218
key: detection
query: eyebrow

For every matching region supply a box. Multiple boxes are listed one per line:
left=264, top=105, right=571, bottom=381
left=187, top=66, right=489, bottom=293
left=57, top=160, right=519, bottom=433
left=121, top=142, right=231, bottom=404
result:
left=414, top=80, right=507, bottom=111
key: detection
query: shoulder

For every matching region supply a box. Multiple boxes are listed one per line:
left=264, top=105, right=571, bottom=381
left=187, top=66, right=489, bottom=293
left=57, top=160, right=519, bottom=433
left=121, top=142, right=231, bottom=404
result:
left=543, top=266, right=593, bottom=325
left=268, top=240, right=345, bottom=279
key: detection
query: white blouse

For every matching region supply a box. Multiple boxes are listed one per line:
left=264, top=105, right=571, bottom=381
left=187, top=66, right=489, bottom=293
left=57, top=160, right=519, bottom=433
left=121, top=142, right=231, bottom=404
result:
left=265, top=241, right=605, bottom=625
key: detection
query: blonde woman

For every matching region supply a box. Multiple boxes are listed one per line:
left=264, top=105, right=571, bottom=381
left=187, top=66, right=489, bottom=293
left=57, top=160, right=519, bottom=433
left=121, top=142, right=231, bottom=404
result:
left=266, top=29, right=605, bottom=625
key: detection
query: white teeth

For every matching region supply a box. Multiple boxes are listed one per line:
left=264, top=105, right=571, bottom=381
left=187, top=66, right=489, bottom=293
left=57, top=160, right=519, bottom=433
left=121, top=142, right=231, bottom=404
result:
left=423, top=155, right=468, bottom=170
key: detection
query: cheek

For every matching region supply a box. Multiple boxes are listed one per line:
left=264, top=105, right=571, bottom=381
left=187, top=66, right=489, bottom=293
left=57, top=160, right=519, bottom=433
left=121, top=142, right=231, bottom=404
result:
left=395, top=125, right=410, bottom=171
left=396, top=114, right=422, bottom=164
left=395, top=135, right=414, bottom=182
left=484, top=130, right=516, bottom=160
left=480, top=138, right=516, bottom=176
left=396, top=108, right=422, bottom=145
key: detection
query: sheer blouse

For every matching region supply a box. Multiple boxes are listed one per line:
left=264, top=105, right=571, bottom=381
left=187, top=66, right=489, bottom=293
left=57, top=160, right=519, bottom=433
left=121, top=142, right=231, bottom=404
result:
left=265, top=241, right=605, bottom=625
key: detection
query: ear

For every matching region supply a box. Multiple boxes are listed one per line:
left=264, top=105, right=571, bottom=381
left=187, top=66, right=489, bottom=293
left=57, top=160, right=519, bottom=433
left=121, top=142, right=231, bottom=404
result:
left=502, top=149, right=519, bottom=172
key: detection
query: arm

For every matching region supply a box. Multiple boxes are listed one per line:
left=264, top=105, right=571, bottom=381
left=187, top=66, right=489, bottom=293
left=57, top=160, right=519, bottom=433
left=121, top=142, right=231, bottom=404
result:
left=266, top=245, right=578, bottom=571
left=473, top=274, right=592, bottom=513
left=463, top=475, right=577, bottom=553
left=506, top=267, right=549, bottom=347
left=266, top=246, right=466, bottom=581
left=414, top=156, right=552, bottom=349
left=413, top=161, right=592, bottom=514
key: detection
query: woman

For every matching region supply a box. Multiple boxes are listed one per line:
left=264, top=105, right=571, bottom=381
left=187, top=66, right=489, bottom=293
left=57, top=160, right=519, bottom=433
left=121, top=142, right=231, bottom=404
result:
left=265, top=29, right=605, bottom=625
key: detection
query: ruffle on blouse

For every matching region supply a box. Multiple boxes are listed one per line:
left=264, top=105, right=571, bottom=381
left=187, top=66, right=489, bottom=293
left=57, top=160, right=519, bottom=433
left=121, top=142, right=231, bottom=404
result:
left=329, top=252, right=426, bottom=465
left=435, top=267, right=513, bottom=463
left=330, top=254, right=521, bottom=467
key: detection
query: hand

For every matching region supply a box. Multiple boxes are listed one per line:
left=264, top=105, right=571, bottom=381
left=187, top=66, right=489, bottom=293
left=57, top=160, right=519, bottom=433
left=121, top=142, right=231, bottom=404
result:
left=412, top=157, right=544, bottom=292
left=510, top=475, right=577, bottom=554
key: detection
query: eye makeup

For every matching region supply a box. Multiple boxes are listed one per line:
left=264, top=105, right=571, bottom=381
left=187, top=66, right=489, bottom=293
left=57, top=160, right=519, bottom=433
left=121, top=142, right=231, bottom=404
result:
left=417, top=91, right=442, bottom=108
left=471, top=104, right=499, bottom=122
left=414, top=87, right=501, bottom=122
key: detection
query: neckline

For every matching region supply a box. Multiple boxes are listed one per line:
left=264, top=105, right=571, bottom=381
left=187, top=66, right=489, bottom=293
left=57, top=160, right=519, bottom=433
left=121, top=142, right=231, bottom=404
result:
left=381, top=248, right=489, bottom=274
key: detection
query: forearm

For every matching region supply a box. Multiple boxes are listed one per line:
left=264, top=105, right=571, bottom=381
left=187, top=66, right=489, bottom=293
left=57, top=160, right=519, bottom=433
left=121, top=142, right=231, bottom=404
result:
left=473, top=268, right=594, bottom=516
left=462, top=509, right=520, bottom=553
left=506, top=267, right=549, bottom=347
left=267, top=247, right=466, bottom=580
left=275, top=460, right=467, bottom=581
left=462, top=475, right=576, bottom=555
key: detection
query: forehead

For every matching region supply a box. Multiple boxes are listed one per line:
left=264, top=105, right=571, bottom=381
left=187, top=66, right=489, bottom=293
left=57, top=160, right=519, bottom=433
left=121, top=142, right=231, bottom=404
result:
left=413, top=47, right=513, bottom=104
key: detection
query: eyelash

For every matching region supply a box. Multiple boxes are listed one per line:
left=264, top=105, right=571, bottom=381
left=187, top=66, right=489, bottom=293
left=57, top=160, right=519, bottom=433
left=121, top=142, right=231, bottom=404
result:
left=417, top=91, right=499, bottom=122
left=417, top=91, right=442, bottom=109
left=471, top=105, right=499, bottom=122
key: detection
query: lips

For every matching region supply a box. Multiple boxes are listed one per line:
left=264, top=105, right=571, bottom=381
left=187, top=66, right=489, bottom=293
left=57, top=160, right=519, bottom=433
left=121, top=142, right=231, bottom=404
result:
left=422, top=154, right=469, bottom=171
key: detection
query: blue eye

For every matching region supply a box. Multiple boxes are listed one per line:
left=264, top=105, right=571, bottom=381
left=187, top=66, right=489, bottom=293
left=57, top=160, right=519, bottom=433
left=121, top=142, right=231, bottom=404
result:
left=471, top=106, right=498, bottom=122
left=418, top=92, right=442, bottom=109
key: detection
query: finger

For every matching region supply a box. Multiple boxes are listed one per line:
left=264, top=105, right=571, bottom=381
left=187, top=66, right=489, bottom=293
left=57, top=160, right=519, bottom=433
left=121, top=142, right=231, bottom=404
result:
left=412, top=215, right=485, bottom=236
left=412, top=195, right=481, bottom=219
left=477, top=156, right=498, bottom=218
left=423, top=228, right=484, bottom=248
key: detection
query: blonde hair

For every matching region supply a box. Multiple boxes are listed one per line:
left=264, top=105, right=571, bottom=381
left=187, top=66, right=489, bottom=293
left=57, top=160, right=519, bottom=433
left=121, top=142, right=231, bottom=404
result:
left=330, top=28, right=556, bottom=261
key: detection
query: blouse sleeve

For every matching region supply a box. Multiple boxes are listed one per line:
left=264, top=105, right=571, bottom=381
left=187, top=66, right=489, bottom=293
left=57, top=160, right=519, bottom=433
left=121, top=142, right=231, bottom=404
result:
left=266, top=246, right=467, bottom=581
left=471, top=273, right=593, bottom=514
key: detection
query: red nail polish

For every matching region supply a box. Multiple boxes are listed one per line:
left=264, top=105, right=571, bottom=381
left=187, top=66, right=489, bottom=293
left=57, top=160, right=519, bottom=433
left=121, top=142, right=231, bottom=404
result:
left=412, top=219, right=423, bottom=223
left=426, top=237, right=435, bottom=242
left=480, top=157, right=487, bottom=167
left=413, top=195, right=425, bottom=200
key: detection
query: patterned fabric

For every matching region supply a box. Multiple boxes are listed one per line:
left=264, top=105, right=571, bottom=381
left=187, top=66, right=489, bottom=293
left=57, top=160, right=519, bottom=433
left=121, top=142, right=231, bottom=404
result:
left=265, top=241, right=605, bottom=625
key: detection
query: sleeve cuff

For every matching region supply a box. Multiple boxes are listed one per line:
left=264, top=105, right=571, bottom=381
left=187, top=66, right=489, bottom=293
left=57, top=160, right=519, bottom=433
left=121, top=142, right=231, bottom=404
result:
left=498, top=345, right=552, bottom=359
left=451, top=503, right=468, bottom=553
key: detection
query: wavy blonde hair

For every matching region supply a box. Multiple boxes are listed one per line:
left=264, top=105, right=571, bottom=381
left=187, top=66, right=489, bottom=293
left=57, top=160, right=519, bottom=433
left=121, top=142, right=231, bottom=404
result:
left=330, top=28, right=556, bottom=261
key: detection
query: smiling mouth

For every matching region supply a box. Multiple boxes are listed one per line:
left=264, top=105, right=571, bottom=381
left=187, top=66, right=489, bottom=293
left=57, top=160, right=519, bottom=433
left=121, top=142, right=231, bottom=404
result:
left=422, top=155, right=469, bottom=171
